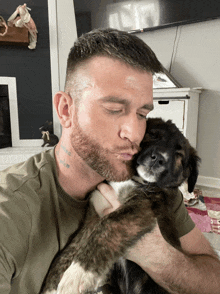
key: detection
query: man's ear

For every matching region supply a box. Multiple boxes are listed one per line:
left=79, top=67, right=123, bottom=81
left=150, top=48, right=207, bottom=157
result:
left=53, top=91, right=74, bottom=128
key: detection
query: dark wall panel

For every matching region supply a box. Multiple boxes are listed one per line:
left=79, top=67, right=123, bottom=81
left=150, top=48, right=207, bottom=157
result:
left=0, top=0, right=53, bottom=139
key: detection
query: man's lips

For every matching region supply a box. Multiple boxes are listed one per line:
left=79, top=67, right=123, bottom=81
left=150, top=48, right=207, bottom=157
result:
left=116, top=151, right=138, bottom=161
left=111, top=145, right=140, bottom=161
left=119, top=153, right=134, bottom=160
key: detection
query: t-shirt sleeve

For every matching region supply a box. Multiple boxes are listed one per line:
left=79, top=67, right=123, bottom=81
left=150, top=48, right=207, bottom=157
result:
left=0, top=245, right=15, bottom=294
left=172, top=189, right=195, bottom=238
left=0, top=186, right=31, bottom=293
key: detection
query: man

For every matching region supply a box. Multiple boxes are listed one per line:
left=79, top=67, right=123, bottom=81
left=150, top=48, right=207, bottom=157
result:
left=0, top=28, right=219, bottom=294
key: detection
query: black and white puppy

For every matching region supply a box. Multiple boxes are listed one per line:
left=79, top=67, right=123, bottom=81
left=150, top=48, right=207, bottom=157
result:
left=41, top=118, right=200, bottom=294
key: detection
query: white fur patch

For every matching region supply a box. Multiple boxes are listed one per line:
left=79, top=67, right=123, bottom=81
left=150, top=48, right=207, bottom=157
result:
left=43, top=291, right=57, bottom=294
left=160, top=152, right=169, bottom=162
left=136, top=165, right=157, bottom=183
left=109, top=180, right=135, bottom=195
left=57, top=262, right=102, bottom=294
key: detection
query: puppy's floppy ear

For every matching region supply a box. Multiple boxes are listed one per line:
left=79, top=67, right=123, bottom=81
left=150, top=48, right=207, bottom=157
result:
left=187, top=147, right=201, bottom=193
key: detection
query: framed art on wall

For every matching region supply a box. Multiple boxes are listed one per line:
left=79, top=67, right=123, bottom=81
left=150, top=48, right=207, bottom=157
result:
left=153, top=67, right=182, bottom=89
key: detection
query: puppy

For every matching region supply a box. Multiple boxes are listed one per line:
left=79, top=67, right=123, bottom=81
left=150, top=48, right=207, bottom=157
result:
left=40, top=118, right=200, bottom=294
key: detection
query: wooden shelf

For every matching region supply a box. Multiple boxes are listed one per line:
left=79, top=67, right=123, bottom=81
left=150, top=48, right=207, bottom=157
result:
left=0, top=26, right=29, bottom=46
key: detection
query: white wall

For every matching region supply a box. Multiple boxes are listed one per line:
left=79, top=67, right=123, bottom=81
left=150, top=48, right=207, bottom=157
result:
left=57, top=0, right=78, bottom=91
left=136, top=19, right=220, bottom=182
left=50, top=0, right=77, bottom=137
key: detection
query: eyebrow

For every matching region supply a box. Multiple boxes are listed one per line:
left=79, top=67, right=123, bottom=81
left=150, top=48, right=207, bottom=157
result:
left=99, top=96, right=154, bottom=111
left=142, top=103, right=154, bottom=111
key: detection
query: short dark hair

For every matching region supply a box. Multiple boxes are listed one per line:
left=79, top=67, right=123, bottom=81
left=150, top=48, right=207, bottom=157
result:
left=65, top=28, right=163, bottom=93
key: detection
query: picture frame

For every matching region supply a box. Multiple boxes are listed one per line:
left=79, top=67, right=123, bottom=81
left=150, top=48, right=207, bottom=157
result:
left=153, top=67, right=182, bottom=89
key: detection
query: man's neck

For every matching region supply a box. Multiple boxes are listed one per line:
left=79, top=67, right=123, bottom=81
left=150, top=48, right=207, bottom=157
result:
left=54, top=143, right=104, bottom=200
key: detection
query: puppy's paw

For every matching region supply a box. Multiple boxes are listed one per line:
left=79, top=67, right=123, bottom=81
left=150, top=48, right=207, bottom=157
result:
left=57, top=261, right=103, bottom=294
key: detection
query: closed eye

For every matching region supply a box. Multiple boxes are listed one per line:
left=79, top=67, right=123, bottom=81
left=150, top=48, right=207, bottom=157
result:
left=148, top=130, right=161, bottom=140
left=105, top=108, right=147, bottom=120
left=105, top=108, right=123, bottom=115
left=138, top=113, right=147, bottom=120
left=175, top=150, right=185, bottom=157
left=176, top=144, right=183, bottom=150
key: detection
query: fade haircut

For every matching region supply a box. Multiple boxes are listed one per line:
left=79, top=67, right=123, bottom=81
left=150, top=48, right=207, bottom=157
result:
left=65, top=28, right=163, bottom=99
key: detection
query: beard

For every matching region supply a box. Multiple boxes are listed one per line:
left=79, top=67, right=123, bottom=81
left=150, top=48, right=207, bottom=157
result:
left=70, top=112, right=135, bottom=182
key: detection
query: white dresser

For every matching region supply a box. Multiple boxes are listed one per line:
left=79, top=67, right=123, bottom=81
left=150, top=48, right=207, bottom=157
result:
left=149, top=88, right=202, bottom=148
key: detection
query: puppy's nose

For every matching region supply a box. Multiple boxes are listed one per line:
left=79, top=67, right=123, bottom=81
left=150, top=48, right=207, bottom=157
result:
left=150, top=151, right=166, bottom=167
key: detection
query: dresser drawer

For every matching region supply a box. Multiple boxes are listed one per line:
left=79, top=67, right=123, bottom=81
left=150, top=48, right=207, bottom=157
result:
left=148, top=100, right=185, bottom=130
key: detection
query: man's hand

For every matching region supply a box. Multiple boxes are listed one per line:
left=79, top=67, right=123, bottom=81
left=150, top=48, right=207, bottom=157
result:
left=126, top=221, right=173, bottom=271
left=92, top=183, right=172, bottom=270
left=90, top=183, right=121, bottom=217
left=92, top=183, right=169, bottom=270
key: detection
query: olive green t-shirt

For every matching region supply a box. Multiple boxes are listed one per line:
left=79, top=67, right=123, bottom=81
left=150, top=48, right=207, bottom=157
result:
left=0, top=148, right=89, bottom=294
left=0, top=148, right=195, bottom=294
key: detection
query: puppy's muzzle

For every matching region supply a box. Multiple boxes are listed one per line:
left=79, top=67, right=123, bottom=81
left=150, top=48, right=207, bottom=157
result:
left=149, top=151, right=166, bottom=168
left=137, top=148, right=168, bottom=170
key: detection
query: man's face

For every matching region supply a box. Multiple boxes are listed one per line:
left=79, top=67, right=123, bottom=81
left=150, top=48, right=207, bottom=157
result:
left=69, top=56, right=154, bottom=181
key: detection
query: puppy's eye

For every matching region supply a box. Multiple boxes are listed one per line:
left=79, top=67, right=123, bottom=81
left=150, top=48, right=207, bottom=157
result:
left=149, top=133, right=156, bottom=139
left=148, top=130, right=160, bottom=139
left=175, top=150, right=185, bottom=158
left=176, top=144, right=183, bottom=150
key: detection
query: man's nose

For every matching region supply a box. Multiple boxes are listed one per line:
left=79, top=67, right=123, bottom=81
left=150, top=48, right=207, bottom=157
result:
left=119, top=114, right=145, bottom=145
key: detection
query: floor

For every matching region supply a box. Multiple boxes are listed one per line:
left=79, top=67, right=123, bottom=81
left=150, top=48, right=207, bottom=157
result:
left=195, top=185, right=220, bottom=252
left=196, top=185, right=220, bottom=198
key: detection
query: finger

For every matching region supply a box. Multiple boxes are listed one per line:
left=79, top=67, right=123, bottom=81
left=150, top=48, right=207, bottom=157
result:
left=90, top=190, right=112, bottom=217
left=97, top=183, right=121, bottom=210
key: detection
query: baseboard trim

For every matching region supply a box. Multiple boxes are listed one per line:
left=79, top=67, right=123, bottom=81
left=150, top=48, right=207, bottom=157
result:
left=197, top=175, right=220, bottom=189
